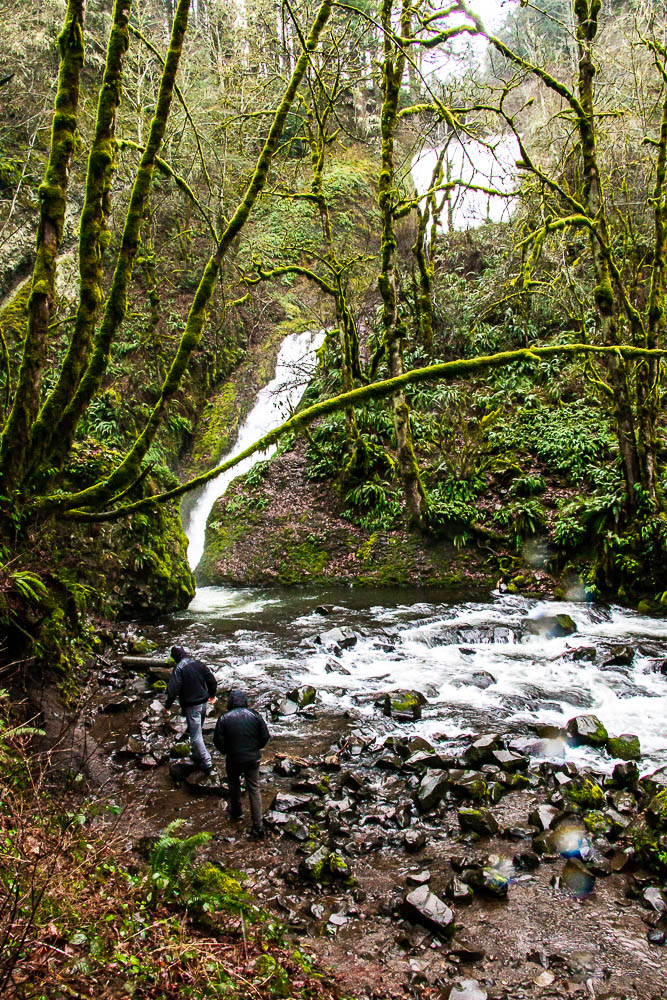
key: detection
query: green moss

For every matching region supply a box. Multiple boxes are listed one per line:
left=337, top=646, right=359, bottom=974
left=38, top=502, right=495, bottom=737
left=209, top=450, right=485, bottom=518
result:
left=190, top=381, right=239, bottom=470
left=564, top=777, right=605, bottom=810
left=607, top=734, right=641, bottom=761
left=583, top=810, right=613, bottom=836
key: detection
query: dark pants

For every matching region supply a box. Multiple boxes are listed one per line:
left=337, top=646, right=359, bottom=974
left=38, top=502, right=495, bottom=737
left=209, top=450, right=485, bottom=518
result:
left=226, top=759, right=263, bottom=829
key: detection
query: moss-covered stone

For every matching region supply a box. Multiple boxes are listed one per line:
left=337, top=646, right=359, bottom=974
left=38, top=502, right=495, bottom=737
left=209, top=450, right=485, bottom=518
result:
left=564, top=777, right=606, bottom=811
left=607, top=734, right=641, bottom=761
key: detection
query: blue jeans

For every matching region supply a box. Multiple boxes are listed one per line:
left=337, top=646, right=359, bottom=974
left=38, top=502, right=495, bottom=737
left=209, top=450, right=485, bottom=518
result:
left=184, top=703, right=211, bottom=769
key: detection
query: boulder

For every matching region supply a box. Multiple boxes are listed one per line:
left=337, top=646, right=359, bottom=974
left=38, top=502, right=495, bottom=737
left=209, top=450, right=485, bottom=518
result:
left=607, top=734, right=641, bottom=761
left=417, top=770, right=450, bottom=811
left=406, top=870, right=431, bottom=886
left=609, top=761, right=639, bottom=789
left=401, top=885, right=455, bottom=935
left=457, top=808, right=499, bottom=836
left=183, top=769, right=226, bottom=796
left=529, top=805, right=561, bottom=832
left=461, top=867, right=509, bottom=899
left=168, top=759, right=198, bottom=781
left=404, top=830, right=427, bottom=853
left=526, top=614, right=576, bottom=638
left=469, top=671, right=496, bottom=689
left=381, top=690, right=425, bottom=721
left=313, top=627, right=357, bottom=651
left=271, top=792, right=314, bottom=812
left=566, top=714, right=609, bottom=747
left=287, top=685, right=317, bottom=709
left=445, top=876, right=474, bottom=904
left=100, top=696, right=133, bottom=714
left=491, top=749, right=528, bottom=772
left=299, top=846, right=351, bottom=883
left=462, top=735, right=501, bottom=766
left=441, top=980, right=488, bottom=1000
left=276, top=698, right=299, bottom=717
left=602, top=644, right=635, bottom=667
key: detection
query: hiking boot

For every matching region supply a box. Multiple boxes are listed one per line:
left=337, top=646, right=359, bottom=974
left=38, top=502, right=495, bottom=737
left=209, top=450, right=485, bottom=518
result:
left=227, top=808, right=243, bottom=821
left=248, top=826, right=265, bottom=840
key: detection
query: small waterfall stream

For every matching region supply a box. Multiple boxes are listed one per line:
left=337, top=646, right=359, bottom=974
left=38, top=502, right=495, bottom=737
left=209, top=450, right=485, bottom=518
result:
left=185, top=328, right=325, bottom=572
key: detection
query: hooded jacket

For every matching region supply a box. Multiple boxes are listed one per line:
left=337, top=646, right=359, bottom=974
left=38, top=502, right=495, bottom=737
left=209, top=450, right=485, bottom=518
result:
left=213, top=690, right=270, bottom=765
left=165, top=657, right=217, bottom=711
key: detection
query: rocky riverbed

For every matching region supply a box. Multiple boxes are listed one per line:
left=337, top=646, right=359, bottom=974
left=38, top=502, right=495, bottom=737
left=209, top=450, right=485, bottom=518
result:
left=87, top=590, right=667, bottom=999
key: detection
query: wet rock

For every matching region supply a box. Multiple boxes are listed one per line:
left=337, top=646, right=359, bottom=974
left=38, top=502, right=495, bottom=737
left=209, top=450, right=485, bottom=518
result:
left=566, top=714, right=609, bottom=748
left=648, top=658, right=667, bottom=676
left=138, top=755, right=159, bottom=769
left=609, top=760, right=640, bottom=789
left=271, top=792, right=314, bottom=812
left=565, top=646, right=597, bottom=662
left=404, top=830, right=427, bottom=853
left=313, top=626, right=357, bottom=651
left=514, top=850, right=540, bottom=870
left=447, top=942, right=486, bottom=963
left=284, top=818, right=310, bottom=842
left=607, top=733, right=641, bottom=761
left=449, top=771, right=488, bottom=801
left=445, top=876, right=475, bottom=904
left=381, top=690, right=425, bottom=721
left=314, top=605, right=334, bottom=615
left=554, top=858, right=595, bottom=896
left=647, top=928, right=666, bottom=945
left=169, top=741, right=191, bottom=759
left=406, top=870, right=431, bottom=886
left=641, top=765, right=667, bottom=796
left=643, top=887, right=667, bottom=913
left=529, top=805, right=561, bottom=831
left=417, top=770, right=451, bottom=811
left=168, top=760, right=198, bottom=781
left=441, top=980, right=487, bottom=1000
left=276, top=698, right=299, bottom=717
left=492, top=749, right=527, bottom=772
left=184, top=769, right=226, bottom=796
left=299, top=846, right=351, bottom=883
left=457, top=807, right=499, bottom=836
left=100, top=696, right=133, bottom=714
left=602, top=644, right=635, bottom=667
left=287, top=685, right=317, bottom=709
left=462, top=735, right=501, bottom=766
left=469, top=670, right=496, bottom=689
left=401, top=885, right=454, bottom=935
left=526, top=613, right=576, bottom=638
left=461, top=867, right=509, bottom=898
left=325, top=658, right=350, bottom=675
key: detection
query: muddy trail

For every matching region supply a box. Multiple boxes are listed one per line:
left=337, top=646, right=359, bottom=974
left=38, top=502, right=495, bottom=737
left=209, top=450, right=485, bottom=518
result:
left=86, top=589, right=667, bottom=1000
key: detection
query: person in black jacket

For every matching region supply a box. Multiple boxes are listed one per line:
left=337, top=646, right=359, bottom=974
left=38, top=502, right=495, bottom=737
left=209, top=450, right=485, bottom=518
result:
left=214, top=689, right=270, bottom=838
left=164, top=646, right=217, bottom=773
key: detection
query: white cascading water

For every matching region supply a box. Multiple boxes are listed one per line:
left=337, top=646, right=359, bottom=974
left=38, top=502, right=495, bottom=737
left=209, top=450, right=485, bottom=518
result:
left=186, top=329, right=325, bottom=572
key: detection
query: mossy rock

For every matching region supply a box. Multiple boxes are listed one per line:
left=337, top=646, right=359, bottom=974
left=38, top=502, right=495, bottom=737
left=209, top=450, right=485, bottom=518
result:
left=564, top=777, right=606, bottom=811
left=382, top=690, right=425, bottom=720
left=566, top=714, right=609, bottom=748
left=583, top=810, right=614, bottom=837
left=607, top=734, right=641, bottom=761
left=647, top=790, right=667, bottom=829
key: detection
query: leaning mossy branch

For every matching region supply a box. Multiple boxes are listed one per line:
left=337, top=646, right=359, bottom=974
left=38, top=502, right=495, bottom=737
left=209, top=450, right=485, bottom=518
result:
left=0, top=0, right=84, bottom=494
left=47, top=0, right=334, bottom=514
left=48, top=345, right=667, bottom=521
left=43, top=0, right=191, bottom=480
left=26, top=0, right=132, bottom=483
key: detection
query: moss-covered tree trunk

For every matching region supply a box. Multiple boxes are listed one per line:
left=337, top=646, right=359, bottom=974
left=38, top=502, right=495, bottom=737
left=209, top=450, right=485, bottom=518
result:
left=0, top=0, right=84, bottom=495
left=377, top=0, right=427, bottom=530
left=25, top=0, right=132, bottom=486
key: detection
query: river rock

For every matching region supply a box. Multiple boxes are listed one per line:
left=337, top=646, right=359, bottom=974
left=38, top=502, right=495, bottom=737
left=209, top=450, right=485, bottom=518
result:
left=271, top=792, right=313, bottom=812
left=641, top=765, right=667, bottom=795
left=417, top=770, right=450, bottom=811
left=566, top=714, right=609, bottom=747
left=299, top=846, right=350, bottom=883
left=445, top=876, right=474, bottom=904
left=602, top=644, right=635, bottom=667
left=529, top=805, right=561, bottom=831
left=461, top=867, right=509, bottom=899
left=647, top=928, right=666, bottom=945
left=457, top=807, right=499, bottom=836
left=406, top=869, right=431, bottom=886
left=404, top=830, right=427, bottom=853
left=381, top=690, right=425, bottom=721
left=169, top=741, right=191, bottom=759
left=168, top=759, right=198, bottom=781
left=609, top=760, right=640, bottom=789
left=492, top=749, right=528, bottom=772
left=462, top=734, right=501, bottom=766
left=283, top=818, right=310, bottom=842
left=276, top=698, right=299, bottom=716
left=313, top=627, right=357, bottom=651
left=555, top=858, right=595, bottom=896
left=607, top=734, right=641, bottom=761
left=565, top=646, right=597, bottom=662
left=401, top=885, right=455, bottom=935
left=101, top=696, right=134, bottom=714
left=325, top=658, right=350, bottom=675
left=449, top=771, right=488, bottom=800
left=184, top=769, right=226, bottom=796
left=526, top=613, right=576, bottom=638
left=643, top=887, right=667, bottom=913
left=287, top=685, right=317, bottom=709
left=441, top=980, right=488, bottom=1000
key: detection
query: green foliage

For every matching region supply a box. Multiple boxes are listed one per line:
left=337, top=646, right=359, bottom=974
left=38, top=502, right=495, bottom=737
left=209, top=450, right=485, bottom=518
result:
left=494, top=498, right=547, bottom=546
left=509, top=474, right=546, bottom=497
left=147, top=819, right=213, bottom=905
left=487, top=400, right=613, bottom=481
left=425, top=479, right=480, bottom=545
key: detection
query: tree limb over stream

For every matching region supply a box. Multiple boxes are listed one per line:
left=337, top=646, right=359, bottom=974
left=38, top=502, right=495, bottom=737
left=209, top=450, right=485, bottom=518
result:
left=49, top=342, right=667, bottom=522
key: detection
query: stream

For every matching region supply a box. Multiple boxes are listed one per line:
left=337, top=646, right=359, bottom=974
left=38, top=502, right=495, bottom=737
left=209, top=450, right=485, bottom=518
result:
left=92, top=333, right=667, bottom=998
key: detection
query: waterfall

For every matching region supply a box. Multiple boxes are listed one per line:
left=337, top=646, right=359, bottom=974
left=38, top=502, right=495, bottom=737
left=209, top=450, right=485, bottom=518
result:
left=186, top=328, right=325, bottom=572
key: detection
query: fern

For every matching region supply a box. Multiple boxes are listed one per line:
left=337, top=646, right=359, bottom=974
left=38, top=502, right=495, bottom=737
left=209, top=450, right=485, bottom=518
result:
left=148, top=820, right=213, bottom=904
left=9, top=570, right=48, bottom=604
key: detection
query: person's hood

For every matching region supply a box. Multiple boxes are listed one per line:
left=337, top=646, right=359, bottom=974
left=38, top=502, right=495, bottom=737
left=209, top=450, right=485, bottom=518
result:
left=171, top=645, right=186, bottom=663
left=227, top=689, right=248, bottom=709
